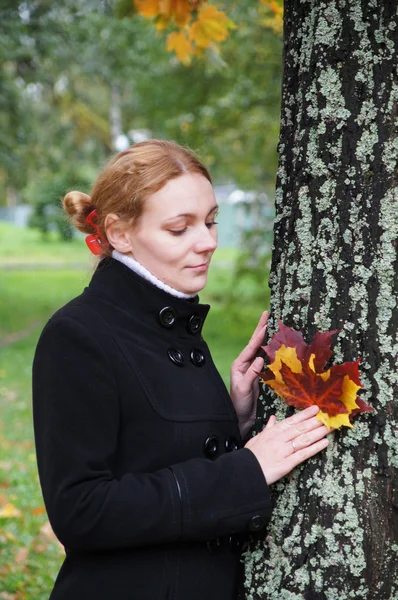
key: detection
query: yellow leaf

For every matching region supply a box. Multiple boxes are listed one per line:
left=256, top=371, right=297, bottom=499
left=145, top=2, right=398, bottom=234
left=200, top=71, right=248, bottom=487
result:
left=166, top=31, right=193, bottom=64
left=309, top=354, right=330, bottom=381
left=190, top=5, right=235, bottom=49
left=316, top=410, right=353, bottom=430
left=340, top=375, right=361, bottom=412
left=134, top=0, right=160, bottom=18
left=268, top=345, right=302, bottom=382
left=160, top=0, right=192, bottom=27
left=0, top=503, right=22, bottom=518
left=136, top=0, right=192, bottom=27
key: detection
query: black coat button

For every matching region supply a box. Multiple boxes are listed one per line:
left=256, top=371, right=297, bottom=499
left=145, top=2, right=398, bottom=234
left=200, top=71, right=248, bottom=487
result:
left=167, top=348, right=184, bottom=366
left=229, top=533, right=247, bottom=552
left=225, top=436, right=240, bottom=452
left=206, top=538, right=223, bottom=554
left=248, top=515, right=267, bottom=532
left=204, top=435, right=218, bottom=458
left=190, top=348, right=206, bottom=367
left=159, top=307, right=177, bottom=328
left=188, top=314, right=203, bottom=335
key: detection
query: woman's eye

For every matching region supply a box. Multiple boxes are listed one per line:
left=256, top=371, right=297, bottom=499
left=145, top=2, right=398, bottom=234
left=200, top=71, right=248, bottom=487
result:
left=206, top=220, right=218, bottom=229
left=169, top=228, right=187, bottom=236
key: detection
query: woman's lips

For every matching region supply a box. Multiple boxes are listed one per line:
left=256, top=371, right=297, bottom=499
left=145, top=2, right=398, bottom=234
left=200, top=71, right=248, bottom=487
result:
left=186, top=262, right=209, bottom=272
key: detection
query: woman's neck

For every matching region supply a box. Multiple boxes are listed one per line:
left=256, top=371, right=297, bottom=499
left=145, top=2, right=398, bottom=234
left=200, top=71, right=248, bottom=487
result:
left=112, top=250, right=196, bottom=300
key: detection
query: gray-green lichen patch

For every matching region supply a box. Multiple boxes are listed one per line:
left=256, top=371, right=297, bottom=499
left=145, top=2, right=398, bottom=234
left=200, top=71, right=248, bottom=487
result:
left=314, top=5, right=343, bottom=47
left=318, top=68, right=351, bottom=126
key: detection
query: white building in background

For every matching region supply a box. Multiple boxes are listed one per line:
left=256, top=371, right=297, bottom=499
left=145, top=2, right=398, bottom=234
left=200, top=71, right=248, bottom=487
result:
left=0, top=205, right=33, bottom=228
left=215, top=185, right=273, bottom=248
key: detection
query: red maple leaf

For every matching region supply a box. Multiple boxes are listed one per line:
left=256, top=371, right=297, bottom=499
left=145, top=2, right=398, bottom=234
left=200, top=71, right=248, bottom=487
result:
left=261, top=322, right=373, bottom=429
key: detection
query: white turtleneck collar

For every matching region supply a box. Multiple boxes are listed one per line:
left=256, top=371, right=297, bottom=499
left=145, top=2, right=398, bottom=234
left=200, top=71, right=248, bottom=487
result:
left=112, top=250, right=196, bottom=300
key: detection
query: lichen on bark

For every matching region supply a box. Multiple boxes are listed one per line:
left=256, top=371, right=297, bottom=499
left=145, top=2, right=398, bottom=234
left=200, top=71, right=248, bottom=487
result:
left=244, top=1, right=398, bottom=598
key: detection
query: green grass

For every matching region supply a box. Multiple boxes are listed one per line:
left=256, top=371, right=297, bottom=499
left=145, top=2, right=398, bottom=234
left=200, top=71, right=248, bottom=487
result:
left=0, top=222, right=89, bottom=265
left=0, top=224, right=269, bottom=598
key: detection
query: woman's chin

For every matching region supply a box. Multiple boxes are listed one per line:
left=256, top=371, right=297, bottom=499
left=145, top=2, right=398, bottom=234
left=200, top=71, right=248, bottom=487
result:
left=180, top=273, right=208, bottom=296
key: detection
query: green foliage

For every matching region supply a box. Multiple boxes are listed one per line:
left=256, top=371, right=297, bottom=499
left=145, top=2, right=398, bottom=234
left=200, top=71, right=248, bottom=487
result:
left=0, top=1, right=282, bottom=211
left=26, top=169, right=93, bottom=241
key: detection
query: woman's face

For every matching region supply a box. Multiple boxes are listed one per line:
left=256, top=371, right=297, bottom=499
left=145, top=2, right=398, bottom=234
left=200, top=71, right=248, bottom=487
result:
left=119, top=173, right=218, bottom=295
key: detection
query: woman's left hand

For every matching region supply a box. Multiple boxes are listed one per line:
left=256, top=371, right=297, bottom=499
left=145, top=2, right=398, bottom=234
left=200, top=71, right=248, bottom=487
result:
left=230, top=311, right=268, bottom=438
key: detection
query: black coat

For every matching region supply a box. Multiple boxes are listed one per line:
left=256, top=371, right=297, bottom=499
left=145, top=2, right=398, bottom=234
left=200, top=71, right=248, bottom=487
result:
left=32, top=257, right=272, bottom=600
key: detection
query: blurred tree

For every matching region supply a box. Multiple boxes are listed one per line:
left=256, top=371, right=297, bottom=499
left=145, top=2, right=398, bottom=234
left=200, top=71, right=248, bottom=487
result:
left=0, top=0, right=283, bottom=238
left=132, top=3, right=282, bottom=189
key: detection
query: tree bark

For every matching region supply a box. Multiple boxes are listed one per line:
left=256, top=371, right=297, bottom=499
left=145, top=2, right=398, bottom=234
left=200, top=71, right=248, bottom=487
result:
left=244, top=1, right=398, bottom=598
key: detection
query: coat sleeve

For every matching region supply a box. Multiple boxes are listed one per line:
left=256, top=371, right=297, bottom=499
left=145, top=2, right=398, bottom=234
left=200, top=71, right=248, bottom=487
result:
left=32, top=314, right=272, bottom=552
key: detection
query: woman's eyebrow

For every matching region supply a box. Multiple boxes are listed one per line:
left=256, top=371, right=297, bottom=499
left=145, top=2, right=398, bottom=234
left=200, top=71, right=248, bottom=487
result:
left=207, top=205, right=219, bottom=215
left=163, top=205, right=219, bottom=223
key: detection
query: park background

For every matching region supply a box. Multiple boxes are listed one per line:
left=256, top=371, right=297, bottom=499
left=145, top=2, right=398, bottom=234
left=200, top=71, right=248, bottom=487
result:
left=2, top=1, right=398, bottom=598
left=0, top=2, right=282, bottom=597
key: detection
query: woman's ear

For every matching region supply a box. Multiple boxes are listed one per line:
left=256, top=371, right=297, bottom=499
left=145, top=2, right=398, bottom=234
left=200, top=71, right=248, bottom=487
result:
left=105, top=213, right=134, bottom=254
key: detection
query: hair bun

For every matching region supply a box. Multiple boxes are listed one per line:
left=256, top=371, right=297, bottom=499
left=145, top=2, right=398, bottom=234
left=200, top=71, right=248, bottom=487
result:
left=63, top=191, right=93, bottom=234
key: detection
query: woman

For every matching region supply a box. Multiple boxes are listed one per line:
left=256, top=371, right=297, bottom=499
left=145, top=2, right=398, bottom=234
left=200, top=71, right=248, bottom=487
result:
left=32, top=140, right=329, bottom=600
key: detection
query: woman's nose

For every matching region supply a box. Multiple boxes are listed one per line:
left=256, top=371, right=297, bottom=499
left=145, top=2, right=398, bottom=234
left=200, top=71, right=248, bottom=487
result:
left=195, top=225, right=217, bottom=252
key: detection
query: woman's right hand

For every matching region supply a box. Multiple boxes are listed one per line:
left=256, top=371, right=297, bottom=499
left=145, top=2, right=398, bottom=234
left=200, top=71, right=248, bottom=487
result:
left=245, top=405, right=329, bottom=485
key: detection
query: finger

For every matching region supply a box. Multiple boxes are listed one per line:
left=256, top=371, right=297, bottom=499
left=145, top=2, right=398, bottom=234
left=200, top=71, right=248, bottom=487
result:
left=232, top=358, right=263, bottom=399
left=288, top=437, right=329, bottom=469
left=235, top=325, right=268, bottom=368
left=249, top=312, right=269, bottom=346
left=247, top=311, right=268, bottom=342
left=279, top=405, right=320, bottom=430
left=251, top=355, right=265, bottom=376
left=235, top=357, right=263, bottom=395
left=235, top=312, right=268, bottom=366
left=252, top=311, right=268, bottom=337
left=282, top=415, right=325, bottom=441
left=289, top=424, right=329, bottom=453
left=265, top=415, right=277, bottom=429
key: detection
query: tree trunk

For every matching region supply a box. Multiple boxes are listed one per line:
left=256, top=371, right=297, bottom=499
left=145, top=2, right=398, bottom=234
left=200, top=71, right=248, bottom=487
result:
left=6, top=185, right=17, bottom=208
left=109, top=83, right=124, bottom=151
left=244, top=1, right=398, bottom=598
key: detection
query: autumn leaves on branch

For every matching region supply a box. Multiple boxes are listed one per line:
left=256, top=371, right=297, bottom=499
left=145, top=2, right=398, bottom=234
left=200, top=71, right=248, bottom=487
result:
left=134, top=0, right=283, bottom=64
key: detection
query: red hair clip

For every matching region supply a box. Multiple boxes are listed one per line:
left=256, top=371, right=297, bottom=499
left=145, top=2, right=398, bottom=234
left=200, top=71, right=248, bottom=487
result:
left=85, top=209, right=107, bottom=255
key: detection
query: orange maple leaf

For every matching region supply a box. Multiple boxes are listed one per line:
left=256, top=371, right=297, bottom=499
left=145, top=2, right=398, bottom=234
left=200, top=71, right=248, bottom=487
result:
left=189, top=4, right=235, bottom=49
left=135, top=0, right=192, bottom=27
left=261, top=322, right=373, bottom=430
left=166, top=31, right=193, bottom=64
left=260, top=0, right=283, bottom=17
